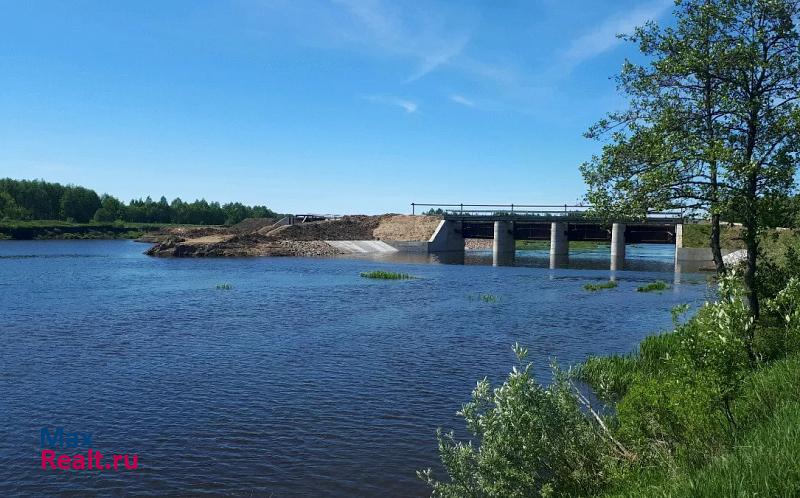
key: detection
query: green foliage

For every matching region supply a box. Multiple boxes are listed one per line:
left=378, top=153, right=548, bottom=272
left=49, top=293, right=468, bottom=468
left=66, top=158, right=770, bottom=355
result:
left=583, top=0, right=800, bottom=311
left=0, top=191, right=30, bottom=220
left=420, top=345, right=613, bottom=497
left=577, top=355, right=638, bottom=402
left=429, top=254, right=800, bottom=496
left=0, top=178, right=279, bottom=225
left=60, top=186, right=100, bottom=222
left=680, top=224, right=746, bottom=249
left=584, top=280, right=618, bottom=292
left=215, top=283, right=233, bottom=290
left=636, top=281, right=669, bottom=293
left=479, top=293, right=498, bottom=303
left=517, top=240, right=608, bottom=250
left=660, top=402, right=800, bottom=498
left=359, top=271, right=416, bottom=280
left=468, top=293, right=500, bottom=303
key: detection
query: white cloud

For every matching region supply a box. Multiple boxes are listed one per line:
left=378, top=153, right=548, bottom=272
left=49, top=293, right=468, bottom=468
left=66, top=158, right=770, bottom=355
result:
left=332, top=0, right=476, bottom=82
left=364, top=95, right=418, bottom=113
left=449, top=94, right=475, bottom=107
left=562, top=0, right=672, bottom=69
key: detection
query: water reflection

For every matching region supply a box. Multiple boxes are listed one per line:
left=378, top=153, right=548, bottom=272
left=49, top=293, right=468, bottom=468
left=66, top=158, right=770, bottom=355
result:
left=347, top=244, right=690, bottom=273
left=492, top=251, right=515, bottom=267
left=549, top=253, right=569, bottom=269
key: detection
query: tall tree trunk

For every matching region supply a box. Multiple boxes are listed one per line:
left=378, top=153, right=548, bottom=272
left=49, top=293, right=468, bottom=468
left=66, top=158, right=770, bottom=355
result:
left=743, top=170, right=760, bottom=319
left=711, top=213, right=725, bottom=273
left=709, top=157, right=725, bottom=274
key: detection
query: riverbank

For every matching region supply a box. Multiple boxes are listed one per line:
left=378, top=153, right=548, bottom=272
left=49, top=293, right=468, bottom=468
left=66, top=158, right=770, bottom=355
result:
left=424, top=240, right=800, bottom=496
left=0, top=220, right=177, bottom=240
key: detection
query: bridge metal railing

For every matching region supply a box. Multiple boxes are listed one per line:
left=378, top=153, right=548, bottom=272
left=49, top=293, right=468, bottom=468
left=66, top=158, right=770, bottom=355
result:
left=409, top=203, right=684, bottom=221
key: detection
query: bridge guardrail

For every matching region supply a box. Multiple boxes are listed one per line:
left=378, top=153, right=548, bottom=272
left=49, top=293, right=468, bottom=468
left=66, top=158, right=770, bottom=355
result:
left=410, top=203, right=684, bottom=221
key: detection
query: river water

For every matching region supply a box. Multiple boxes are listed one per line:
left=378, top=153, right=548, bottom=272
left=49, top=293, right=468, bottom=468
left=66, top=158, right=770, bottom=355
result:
left=0, top=240, right=711, bottom=497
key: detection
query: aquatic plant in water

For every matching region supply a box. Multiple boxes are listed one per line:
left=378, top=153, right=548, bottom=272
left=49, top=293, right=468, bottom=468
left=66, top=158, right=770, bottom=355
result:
left=584, top=281, right=618, bottom=292
left=466, top=293, right=500, bottom=303
left=216, top=283, right=233, bottom=290
left=360, top=271, right=415, bottom=280
left=637, top=280, right=670, bottom=293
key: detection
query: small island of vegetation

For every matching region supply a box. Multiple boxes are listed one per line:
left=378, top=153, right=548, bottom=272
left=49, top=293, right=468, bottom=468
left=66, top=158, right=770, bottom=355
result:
left=360, top=271, right=416, bottom=280
left=637, top=280, right=670, bottom=293
left=584, top=280, right=618, bottom=292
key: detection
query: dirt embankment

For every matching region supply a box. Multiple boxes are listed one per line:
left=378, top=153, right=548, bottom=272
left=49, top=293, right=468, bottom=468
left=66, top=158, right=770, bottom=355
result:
left=258, top=216, right=389, bottom=241
left=144, top=215, right=442, bottom=258
left=373, top=215, right=442, bottom=241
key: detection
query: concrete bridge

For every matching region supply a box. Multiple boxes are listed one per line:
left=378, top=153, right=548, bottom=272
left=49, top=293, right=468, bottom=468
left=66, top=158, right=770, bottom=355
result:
left=414, top=204, right=684, bottom=269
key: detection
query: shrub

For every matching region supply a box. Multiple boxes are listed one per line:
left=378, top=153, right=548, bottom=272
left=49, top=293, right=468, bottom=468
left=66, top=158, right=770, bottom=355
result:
left=420, top=345, right=614, bottom=497
left=576, top=354, right=637, bottom=402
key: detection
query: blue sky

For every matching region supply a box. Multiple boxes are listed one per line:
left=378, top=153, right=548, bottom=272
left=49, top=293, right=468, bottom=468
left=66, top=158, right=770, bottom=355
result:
left=0, top=0, right=674, bottom=214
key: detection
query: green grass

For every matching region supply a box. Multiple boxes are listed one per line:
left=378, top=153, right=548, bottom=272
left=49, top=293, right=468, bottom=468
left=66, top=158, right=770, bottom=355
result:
left=681, top=224, right=799, bottom=257
left=607, top=355, right=800, bottom=497
left=0, top=219, right=175, bottom=229
left=360, top=270, right=416, bottom=280
left=637, top=280, right=670, bottom=293
left=215, top=283, right=233, bottom=290
left=584, top=280, right=619, bottom=292
left=681, top=224, right=745, bottom=249
left=516, top=240, right=609, bottom=250
left=667, top=403, right=800, bottom=497
left=0, top=220, right=211, bottom=240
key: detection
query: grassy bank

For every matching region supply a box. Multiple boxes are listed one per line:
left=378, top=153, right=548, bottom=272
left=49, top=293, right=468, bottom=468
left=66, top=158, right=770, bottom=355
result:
left=423, top=240, right=800, bottom=496
left=682, top=223, right=799, bottom=252
left=516, top=240, right=609, bottom=250
left=0, top=220, right=184, bottom=240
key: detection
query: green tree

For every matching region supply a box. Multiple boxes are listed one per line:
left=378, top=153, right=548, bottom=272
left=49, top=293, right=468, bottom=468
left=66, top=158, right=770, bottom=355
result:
left=0, top=191, right=29, bottom=219
left=60, top=186, right=101, bottom=222
left=93, top=194, right=126, bottom=222
left=583, top=0, right=800, bottom=315
left=583, top=0, right=739, bottom=273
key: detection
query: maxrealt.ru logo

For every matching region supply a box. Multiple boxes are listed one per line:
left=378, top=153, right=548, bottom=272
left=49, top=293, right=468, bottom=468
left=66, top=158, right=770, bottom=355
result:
left=40, top=427, right=138, bottom=471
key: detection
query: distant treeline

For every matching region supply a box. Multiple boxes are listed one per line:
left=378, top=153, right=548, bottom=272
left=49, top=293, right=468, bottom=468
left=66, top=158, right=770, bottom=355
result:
left=0, top=178, right=279, bottom=225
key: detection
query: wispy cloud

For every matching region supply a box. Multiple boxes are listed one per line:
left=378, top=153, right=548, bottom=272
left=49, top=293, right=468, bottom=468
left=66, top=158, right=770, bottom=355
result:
left=562, top=0, right=672, bottom=69
left=449, top=94, right=475, bottom=108
left=331, top=0, right=477, bottom=82
left=364, top=95, right=418, bottom=113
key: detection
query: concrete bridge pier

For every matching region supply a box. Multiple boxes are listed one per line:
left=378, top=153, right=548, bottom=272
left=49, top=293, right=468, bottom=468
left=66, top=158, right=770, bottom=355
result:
left=549, top=221, right=569, bottom=269
left=610, top=223, right=626, bottom=271
left=428, top=220, right=465, bottom=253
left=493, top=221, right=515, bottom=266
